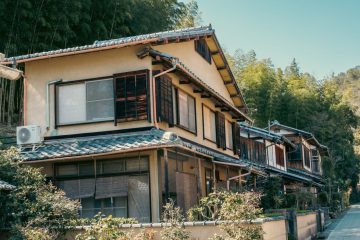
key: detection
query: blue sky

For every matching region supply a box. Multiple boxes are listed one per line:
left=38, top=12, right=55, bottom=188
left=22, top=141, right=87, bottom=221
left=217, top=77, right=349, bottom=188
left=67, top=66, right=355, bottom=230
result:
left=191, top=0, right=360, bottom=79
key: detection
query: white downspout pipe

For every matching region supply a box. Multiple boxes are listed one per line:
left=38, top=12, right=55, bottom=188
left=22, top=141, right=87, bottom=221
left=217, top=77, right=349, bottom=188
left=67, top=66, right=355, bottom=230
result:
left=46, top=79, right=62, bottom=130
left=152, top=59, right=178, bottom=129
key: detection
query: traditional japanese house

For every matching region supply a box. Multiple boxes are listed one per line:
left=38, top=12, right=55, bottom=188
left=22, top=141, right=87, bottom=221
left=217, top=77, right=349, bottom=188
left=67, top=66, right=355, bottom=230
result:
left=268, top=121, right=328, bottom=194
left=3, top=25, right=266, bottom=222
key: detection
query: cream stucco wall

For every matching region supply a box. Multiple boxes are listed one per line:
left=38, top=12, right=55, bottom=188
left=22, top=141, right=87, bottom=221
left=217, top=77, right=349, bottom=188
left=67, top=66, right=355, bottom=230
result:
left=154, top=40, right=233, bottom=103
left=24, top=45, right=153, bottom=137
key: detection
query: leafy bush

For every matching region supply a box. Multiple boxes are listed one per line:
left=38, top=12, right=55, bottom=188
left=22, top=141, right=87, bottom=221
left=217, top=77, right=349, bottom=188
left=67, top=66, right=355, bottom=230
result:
left=318, top=192, right=329, bottom=207
left=0, top=148, right=80, bottom=239
left=161, top=200, right=190, bottom=240
left=75, top=213, right=154, bottom=240
left=260, top=177, right=284, bottom=210
left=189, top=191, right=263, bottom=240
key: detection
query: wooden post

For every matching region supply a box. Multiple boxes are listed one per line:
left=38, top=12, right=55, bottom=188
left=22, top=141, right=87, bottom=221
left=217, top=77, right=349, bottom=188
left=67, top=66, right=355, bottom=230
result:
left=197, top=157, right=203, bottom=198
left=164, top=148, right=169, bottom=202
left=239, top=169, right=243, bottom=192
left=213, top=162, right=217, bottom=191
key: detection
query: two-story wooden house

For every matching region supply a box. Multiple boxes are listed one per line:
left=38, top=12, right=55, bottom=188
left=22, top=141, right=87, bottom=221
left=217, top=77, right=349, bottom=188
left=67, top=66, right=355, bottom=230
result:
left=268, top=121, right=328, bottom=194
left=3, top=25, right=267, bottom=222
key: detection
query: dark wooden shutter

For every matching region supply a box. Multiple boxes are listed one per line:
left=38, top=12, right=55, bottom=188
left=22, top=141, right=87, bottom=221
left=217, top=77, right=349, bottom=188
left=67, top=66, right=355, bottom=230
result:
left=233, top=123, right=241, bottom=155
left=276, top=146, right=284, bottom=167
left=215, top=112, right=226, bottom=149
left=156, top=75, right=174, bottom=126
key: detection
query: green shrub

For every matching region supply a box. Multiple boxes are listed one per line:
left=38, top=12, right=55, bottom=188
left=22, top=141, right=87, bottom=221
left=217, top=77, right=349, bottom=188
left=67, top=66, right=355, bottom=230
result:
left=318, top=192, right=328, bottom=207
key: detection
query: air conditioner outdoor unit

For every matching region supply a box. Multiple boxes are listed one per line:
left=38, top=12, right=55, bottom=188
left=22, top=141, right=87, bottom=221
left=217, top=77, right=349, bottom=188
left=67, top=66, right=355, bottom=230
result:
left=16, top=125, right=41, bottom=145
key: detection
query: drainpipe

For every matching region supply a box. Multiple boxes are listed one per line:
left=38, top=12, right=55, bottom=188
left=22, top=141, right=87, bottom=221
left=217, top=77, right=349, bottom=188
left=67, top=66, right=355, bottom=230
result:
left=152, top=59, right=178, bottom=129
left=46, top=79, right=62, bottom=131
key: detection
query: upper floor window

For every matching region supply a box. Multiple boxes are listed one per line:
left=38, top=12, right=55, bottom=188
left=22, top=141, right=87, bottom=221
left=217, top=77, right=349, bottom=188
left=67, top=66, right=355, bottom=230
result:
left=115, top=71, right=149, bottom=123
left=225, top=120, right=233, bottom=150
left=275, top=146, right=285, bottom=167
left=195, top=39, right=211, bottom=64
left=304, top=145, right=310, bottom=168
left=175, top=89, right=196, bottom=133
left=57, top=79, right=114, bottom=125
left=203, top=105, right=216, bottom=142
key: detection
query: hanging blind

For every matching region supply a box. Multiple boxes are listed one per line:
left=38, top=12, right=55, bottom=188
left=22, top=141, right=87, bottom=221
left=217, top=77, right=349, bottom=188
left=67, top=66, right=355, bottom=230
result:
left=95, top=176, right=128, bottom=199
left=156, top=75, right=174, bottom=126
left=215, top=112, right=226, bottom=149
left=176, top=172, right=198, bottom=214
left=128, top=175, right=150, bottom=223
left=57, top=178, right=95, bottom=199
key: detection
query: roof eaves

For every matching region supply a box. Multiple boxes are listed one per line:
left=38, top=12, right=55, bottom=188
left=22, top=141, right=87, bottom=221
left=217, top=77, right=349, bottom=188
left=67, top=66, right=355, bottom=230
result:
left=209, top=33, right=248, bottom=113
left=2, top=25, right=214, bottom=64
left=140, top=47, right=252, bottom=122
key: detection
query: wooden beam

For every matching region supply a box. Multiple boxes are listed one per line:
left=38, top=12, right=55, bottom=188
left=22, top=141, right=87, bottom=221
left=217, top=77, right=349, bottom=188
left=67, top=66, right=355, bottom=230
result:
left=230, top=94, right=240, bottom=98
left=152, top=60, right=163, bottom=65
left=179, top=80, right=190, bottom=84
left=221, top=108, right=230, bottom=112
left=201, top=94, right=211, bottom=98
left=215, top=104, right=224, bottom=108
left=211, top=51, right=219, bottom=55
left=217, top=66, right=227, bottom=71
left=224, top=80, right=233, bottom=85
left=193, top=89, right=203, bottom=94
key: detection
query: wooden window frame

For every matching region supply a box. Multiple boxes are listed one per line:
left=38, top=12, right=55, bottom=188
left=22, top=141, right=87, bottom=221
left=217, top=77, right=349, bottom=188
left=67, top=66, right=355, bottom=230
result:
left=225, top=120, right=234, bottom=150
left=114, top=70, right=150, bottom=124
left=275, top=145, right=285, bottom=167
left=194, top=39, right=212, bottom=64
left=174, top=88, right=197, bottom=135
left=202, top=104, right=217, bottom=143
left=55, top=76, right=115, bottom=128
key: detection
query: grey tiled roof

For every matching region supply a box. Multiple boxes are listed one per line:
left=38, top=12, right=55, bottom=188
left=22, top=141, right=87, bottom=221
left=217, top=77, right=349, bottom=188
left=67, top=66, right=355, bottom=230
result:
left=18, top=128, right=250, bottom=171
left=287, top=167, right=323, bottom=182
left=4, top=25, right=214, bottom=62
left=240, top=123, right=295, bottom=148
left=0, top=180, right=15, bottom=190
left=20, top=128, right=180, bottom=161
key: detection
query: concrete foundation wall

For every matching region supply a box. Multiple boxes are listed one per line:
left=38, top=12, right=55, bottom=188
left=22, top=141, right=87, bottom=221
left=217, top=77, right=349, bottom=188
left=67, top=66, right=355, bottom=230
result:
left=297, top=213, right=317, bottom=240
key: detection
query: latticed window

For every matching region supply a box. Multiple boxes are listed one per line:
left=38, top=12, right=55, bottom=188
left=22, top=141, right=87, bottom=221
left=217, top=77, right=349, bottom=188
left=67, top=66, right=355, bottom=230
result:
left=114, top=71, right=149, bottom=123
left=195, top=39, right=211, bottom=64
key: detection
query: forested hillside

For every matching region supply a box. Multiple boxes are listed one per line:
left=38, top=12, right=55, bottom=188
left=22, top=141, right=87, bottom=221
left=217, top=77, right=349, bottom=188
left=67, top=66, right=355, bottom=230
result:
left=0, top=0, right=200, bottom=126
left=227, top=50, right=360, bottom=197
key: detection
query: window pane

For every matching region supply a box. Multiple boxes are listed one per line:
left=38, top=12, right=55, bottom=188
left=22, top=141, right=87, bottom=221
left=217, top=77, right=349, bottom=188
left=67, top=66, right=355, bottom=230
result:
left=116, top=77, right=126, bottom=98
left=58, top=83, right=86, bottom=124
left=99, top=160, right=125, bottom=174
left=203, top=106, right=216, bottom=141
left=126, top=158, right=140, bottom=172
left=87, top=99, right=114, bottom=121
left=226, top=121, right=233, bottom=149
left=210, top=111, right=216, bottom=141
left=57, top=164, right=77, bottom=176
left=178, top=90, right=189, bottom=128
left=79, top=163, right=94, bottom=176
left=188, top=96, right=196, bottom=132
left=86, top=79, right=113, bottom=101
